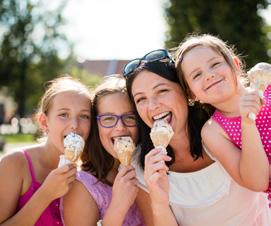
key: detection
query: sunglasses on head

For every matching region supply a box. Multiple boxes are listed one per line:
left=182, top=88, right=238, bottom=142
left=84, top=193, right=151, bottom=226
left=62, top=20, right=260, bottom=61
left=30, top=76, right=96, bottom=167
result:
left=123, top=49, right=174, bottom=78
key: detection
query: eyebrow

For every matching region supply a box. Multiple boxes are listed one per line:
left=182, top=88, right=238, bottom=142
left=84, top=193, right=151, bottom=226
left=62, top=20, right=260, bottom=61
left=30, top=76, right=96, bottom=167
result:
left=133, top=82, right=168, bottom=98
left=188, top=56, right=222, bottom=77
left=57, top=108, right=90, bottom=112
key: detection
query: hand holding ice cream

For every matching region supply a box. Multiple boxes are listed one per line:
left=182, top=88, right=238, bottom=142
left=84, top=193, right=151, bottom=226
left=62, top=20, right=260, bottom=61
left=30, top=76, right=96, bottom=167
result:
left=58, top=132, right=85, bottom=167
left=114, top=136, right=136, bottom=166
left=247, top=62, right=271, bottom=120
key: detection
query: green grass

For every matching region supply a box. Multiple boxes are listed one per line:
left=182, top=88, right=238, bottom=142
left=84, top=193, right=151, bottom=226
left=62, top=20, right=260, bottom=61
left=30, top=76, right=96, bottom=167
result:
left=1, top=134, right=35, bottom=143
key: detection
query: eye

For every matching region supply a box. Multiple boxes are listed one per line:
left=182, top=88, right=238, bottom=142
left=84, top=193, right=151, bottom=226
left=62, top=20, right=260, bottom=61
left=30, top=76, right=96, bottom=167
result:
left=211, top=61, right=221, bottom=68
left=124, top=114, right=137, bottom=121
left=158, top=89, right=169, bottom=94
left=59, top=112, right=69, bottom=118
left=80, top=114, right=90, bottom=120
left=192, top=72, right=201, bottom=79
left=135, top=97, right=146, bottom=104
left=101, top=115, right=116, bottom=122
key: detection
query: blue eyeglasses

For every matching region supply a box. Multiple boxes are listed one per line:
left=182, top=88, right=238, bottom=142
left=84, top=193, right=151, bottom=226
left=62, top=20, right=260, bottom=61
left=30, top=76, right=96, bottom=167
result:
left=123, top=49, right=174, bottom=77
left=96, top=113, right=137, bottom=128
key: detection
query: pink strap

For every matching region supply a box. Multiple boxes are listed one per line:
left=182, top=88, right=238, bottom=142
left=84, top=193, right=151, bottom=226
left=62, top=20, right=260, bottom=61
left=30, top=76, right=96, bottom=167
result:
left=23, top=151, right=38, bottom=184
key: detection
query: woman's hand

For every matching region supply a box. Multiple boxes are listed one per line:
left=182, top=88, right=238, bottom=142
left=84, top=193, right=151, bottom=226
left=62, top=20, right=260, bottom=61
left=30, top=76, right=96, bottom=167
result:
left=39, top=164, right=77, bottom=201
left=144, top=148, right=172, bottom=206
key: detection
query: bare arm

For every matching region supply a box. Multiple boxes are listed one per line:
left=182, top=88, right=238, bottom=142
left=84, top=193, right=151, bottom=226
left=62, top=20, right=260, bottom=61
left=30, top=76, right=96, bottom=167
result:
left=63, top=180, right=99, bottom=226
left=202, top=117, right=269, bottom=191
left=103, top=166, right=139, bottom=226
left=143, top=149, right=178, bottom=226
left=0, top=152, right=77, bottom=226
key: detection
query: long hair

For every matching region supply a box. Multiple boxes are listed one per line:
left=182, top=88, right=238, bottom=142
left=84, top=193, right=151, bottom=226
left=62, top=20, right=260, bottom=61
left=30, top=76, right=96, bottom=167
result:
left=125, top=61, right=213, bottom=169
left=81, top=75, right=130, bottom=184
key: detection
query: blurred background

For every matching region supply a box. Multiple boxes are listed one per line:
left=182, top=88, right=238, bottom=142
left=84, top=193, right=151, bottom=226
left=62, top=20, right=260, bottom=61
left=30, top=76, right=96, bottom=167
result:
left=0, top=0, right=270, bottom=154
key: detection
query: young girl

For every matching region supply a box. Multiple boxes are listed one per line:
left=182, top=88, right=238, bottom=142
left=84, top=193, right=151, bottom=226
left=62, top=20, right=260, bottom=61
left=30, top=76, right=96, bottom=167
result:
left=0, top=76, right=92, bottom=225
left=175, top=34, right=270, bottom=200
left=62, top=75, right=144, bottom=226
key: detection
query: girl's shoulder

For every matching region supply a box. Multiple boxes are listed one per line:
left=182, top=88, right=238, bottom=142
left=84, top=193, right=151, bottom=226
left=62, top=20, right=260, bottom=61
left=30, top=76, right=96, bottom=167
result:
left=0, top=144, right=43, bottom=176
left=0, top=151, right=27, bottom=170
left=201, top=117, right=227, bottom=139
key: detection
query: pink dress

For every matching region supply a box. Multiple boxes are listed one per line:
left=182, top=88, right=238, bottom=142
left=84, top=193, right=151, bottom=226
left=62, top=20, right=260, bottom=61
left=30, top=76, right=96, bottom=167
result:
left=62, top=171, right=144, bottom=226
left=16, top=151, right=63, bottom=226
left=212, top=85, right=271, bottom=206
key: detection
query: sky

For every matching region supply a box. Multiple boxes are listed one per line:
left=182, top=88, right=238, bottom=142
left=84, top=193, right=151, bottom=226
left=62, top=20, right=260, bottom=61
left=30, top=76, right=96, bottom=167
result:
left=63, top=0, right=167, bottom=61
left=51, top=0, right=271, bottom=61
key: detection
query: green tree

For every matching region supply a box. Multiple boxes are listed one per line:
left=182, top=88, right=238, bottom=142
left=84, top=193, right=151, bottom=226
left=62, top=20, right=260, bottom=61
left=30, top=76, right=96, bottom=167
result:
left=0, top=0, right=72, bottom=117
left=164, top=0, right=271, bottom=67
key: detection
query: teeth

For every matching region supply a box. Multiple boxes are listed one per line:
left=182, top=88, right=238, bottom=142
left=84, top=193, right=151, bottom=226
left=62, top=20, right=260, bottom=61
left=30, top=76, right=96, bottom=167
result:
left=153, top=112, right=170, bottom=120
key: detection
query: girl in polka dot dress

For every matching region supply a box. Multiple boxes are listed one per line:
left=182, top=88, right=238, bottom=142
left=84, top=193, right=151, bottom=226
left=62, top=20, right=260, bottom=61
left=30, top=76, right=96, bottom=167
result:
left=175, top=34, right=271, bottom=206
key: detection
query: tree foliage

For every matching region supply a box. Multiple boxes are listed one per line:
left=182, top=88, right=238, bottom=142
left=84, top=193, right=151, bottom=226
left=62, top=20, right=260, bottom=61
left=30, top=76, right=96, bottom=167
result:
left=0, top=0, right=72, bottom=117
left=164, top=0, right=271, bottom=68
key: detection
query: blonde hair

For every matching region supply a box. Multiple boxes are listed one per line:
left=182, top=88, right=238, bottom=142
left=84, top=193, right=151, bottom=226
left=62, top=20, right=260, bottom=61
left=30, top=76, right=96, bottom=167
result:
left=37, top=75, right=91, bottom=116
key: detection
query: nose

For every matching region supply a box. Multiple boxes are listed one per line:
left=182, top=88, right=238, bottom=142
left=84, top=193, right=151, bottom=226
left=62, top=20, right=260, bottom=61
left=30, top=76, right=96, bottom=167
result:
left=114, top=118, right=126, bottom=131
left=205, top=70, right=216, bottom=81
left=70, top=117, right=79, bottom=131
left=148, top=97, right=160, bottom=112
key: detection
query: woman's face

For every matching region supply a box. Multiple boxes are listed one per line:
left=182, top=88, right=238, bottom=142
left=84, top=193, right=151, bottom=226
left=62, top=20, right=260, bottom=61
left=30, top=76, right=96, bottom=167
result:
left=131, top=70, right=188, bottom=136
left=96, top=92, right=138, bottom=159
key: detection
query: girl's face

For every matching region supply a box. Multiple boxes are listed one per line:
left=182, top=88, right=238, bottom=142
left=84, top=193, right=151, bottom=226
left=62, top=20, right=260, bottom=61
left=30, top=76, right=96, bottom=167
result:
left=97, top=92, right=138, bottom=159
left=42, top=91, right=91, bottom=154
left=131, top=70, right=188, bottom=136
left=181, top=46, right=239, bottom=105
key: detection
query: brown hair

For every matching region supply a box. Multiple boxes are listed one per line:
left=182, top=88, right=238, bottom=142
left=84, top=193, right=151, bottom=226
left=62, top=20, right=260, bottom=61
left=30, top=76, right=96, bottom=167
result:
left=81, top=74, right=133, bottom=184
left=37, top=75, right=92, bottom=116
left=175, top=34, right=245, bottom=99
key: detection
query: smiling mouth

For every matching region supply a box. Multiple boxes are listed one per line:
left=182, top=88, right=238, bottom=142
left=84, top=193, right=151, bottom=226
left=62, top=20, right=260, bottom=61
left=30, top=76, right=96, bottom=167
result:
left=205, top=79, right=223, bottom=90
left=152, top=112, right=172, bottom=123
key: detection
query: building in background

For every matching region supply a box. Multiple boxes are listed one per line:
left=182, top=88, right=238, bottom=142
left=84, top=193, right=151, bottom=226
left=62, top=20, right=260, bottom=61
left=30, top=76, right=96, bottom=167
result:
left=77, top=59, right=129, bottom=77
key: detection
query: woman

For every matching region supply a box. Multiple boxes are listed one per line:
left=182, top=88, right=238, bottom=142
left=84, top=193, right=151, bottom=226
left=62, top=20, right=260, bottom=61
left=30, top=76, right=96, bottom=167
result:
left=124, top=49, right=271, bottom=226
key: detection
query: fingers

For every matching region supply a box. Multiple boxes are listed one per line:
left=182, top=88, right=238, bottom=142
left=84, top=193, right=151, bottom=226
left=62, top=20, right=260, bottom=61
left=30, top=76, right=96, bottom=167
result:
left=116, top=166, right=137, bottom=182
left=240, top=90, right=263, bottom=120
left=145, top=149, right=171, bottom=173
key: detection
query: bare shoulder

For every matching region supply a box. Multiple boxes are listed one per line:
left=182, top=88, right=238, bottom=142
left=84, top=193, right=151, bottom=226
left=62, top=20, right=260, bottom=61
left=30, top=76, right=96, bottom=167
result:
left=201, top=118, right=229, bottom=141
left=0, top=151, right=26, bottom=171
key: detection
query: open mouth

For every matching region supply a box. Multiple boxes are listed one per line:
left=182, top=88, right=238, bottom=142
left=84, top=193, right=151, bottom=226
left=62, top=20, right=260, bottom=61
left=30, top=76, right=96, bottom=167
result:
left=111, top=135, right=129, bottom=144
left=152, top=111, right=172, bottom=123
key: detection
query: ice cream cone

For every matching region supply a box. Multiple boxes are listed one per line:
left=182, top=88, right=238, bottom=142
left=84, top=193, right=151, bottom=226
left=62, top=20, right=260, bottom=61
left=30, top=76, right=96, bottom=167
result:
left=58, top=132, right=85, bottom=167
left=114, top=136, right=135, bottom=166
left=150, top=119, right=174, bottom=154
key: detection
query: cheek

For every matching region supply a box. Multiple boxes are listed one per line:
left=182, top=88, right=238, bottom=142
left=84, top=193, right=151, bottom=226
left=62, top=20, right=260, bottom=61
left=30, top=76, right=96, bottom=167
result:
left=135, top=105, right=148, bottom=124
left=129, top=127, right=139, bottom=144
left=98, top=127, right=110, bottom=147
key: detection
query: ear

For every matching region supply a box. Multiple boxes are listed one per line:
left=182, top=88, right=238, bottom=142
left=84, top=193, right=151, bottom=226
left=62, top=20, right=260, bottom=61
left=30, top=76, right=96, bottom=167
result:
left=38, top=113, right=48, bottom=133
left=233, top=56, right=241, bottom=70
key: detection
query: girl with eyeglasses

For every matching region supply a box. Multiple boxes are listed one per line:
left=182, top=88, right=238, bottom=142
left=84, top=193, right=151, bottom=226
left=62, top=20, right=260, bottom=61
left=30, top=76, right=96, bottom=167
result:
left=124, top=50, right=271, bottom=226
left=62, top=75, right=144, bottom=226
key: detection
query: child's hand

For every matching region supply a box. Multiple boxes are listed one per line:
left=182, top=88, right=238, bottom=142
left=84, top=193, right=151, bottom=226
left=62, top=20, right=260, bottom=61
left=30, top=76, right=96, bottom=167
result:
left=240, top=89, right=263, bottom=122
left=39, top=164, right=77, bottom=201
left=111, top=165, right=138, bottom=212
left=143, top=148, right=171, bottom=206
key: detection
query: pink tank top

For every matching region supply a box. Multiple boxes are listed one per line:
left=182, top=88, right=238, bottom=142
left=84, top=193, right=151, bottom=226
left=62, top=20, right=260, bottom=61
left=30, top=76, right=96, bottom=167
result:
left=16, top=151, right=63, bottom=226
left=211, top=85, right=271, bottom=206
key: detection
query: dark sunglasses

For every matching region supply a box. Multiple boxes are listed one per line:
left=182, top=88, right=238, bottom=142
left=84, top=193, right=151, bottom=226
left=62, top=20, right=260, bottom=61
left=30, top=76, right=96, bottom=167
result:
left=123, top=49, right=174, bottom=78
